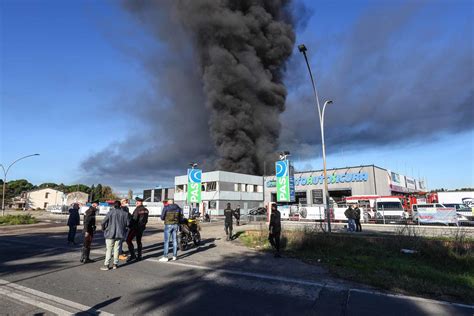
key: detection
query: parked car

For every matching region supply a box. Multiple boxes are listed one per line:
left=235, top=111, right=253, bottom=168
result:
left=248, top=207, right=267, bottom=215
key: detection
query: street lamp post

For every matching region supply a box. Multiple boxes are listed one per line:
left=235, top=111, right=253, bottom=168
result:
left=298, top=43, right=333, bottom=233
left=1, top=154, right=40, bottom=216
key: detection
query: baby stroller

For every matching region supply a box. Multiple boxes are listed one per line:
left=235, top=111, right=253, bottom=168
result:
left=178, top=217, right=201, bottom=251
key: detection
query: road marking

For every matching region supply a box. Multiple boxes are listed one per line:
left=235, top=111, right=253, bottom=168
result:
left=0, top=279, right=114, bottom=315
left=148, top=259, right=474, bottom=310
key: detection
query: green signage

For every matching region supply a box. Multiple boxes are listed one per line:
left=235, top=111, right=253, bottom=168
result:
left=275, top=160, right=295, bottom=202
left=187, top=169, right=202, bottom=203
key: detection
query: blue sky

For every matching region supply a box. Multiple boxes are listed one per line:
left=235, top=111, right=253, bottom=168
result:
left=1, top=0, right=473, bottom=193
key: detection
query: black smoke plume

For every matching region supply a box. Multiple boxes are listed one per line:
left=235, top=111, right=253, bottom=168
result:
left=169, top=0, right=296, bottom=174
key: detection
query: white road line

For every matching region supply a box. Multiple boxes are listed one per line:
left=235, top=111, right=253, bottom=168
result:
left=0, top=286, right=71, bottom=315
left=148, top=259, right=474, bottom=310
left=0, top=279, right=114, bottom=315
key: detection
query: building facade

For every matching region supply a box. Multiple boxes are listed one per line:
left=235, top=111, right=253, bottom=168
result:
left=264, top=165, right=426, bottom=205
left=25, top=188, right=65, bottom=209
left=174, top=171, right=264, bottom=215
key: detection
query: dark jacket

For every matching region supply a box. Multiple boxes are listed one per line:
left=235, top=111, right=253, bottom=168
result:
left=83, top=207, right=97, bottom=234
left=354, top=207, right=361, bottom=220
left=131, top=205, right=149, bottom=230
left=269, top=209, right=281, bottom=233
left=234, top=207, right=241, bottom=219
left=224, top=207, right=234, bottom=224
left=102, top=207, right=130, bottom=239
left=67, top=208, right=80, bottom=226
left=161, top=204, right=182, bottom=225
left=344, top=207, right=355, bottom=220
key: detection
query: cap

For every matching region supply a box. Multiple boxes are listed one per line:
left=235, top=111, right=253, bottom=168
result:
left=135, top=197, right=144, bottom=202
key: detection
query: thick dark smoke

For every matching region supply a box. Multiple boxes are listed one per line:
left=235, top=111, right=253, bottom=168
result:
left=280, top=2, right=474, bottom=161
left=174, top=0, right=295, bottom=174
left=81, top=0, right=296, bottom=188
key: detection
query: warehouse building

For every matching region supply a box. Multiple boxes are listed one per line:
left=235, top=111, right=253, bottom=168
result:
left=264, top=164, right=426, bottom=205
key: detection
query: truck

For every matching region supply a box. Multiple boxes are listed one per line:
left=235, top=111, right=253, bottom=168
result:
left=427, top=191, right=474, bottom=206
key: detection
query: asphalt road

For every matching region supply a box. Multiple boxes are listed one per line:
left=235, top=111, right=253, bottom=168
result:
left=0, top=222, right=473, bottom=315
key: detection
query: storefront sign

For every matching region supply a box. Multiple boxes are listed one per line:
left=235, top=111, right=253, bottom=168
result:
left=187, top=168, right=202, bottom=203
left=275, top=160, right=295, bottom=202
left=267, top=172, right=369, bottom=188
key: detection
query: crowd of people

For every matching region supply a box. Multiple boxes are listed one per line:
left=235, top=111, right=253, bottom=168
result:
left=66, top=200, right=284, bottom=270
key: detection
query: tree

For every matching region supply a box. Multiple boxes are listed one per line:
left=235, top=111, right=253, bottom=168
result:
left=90, top=184, right=95, bottom=202
left=95, top=184, right=103, bottom=200
left=0, top=179, right=36, bottom=202
left=101, top=185, right=118, bottom=200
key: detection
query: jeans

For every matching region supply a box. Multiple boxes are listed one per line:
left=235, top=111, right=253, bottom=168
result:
left=104, top=238, right=121, bottom=266
left=119, top=228, right=128, bottom=254
left=163, top=224, right=178, bottom=257
left=67, top=225, right=77, bottom=243
left=348, top=219, right=356, bottom=232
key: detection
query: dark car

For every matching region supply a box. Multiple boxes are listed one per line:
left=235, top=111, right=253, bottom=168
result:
left=248, top=207, right=267, bottom=215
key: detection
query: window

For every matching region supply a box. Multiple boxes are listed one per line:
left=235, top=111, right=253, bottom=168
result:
left=176, top=185, right=185, bottom=193
left=45, top=192, right=50, bottom=199
left=43, top=202, right=48, bottom=209
left=234, top=184, right=241, bottom=192
left=206, top=182, right=217, bottom=191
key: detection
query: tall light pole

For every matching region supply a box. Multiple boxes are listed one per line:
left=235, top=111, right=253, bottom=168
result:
left=298, top=43, right=333, bottom=232
left=1, top=153, right=40, bottom=216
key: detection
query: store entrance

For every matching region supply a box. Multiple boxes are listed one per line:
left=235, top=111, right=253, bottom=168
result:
left=329, top=189, right=352, bottom=203
left=270, top=191, right=307, bottom=204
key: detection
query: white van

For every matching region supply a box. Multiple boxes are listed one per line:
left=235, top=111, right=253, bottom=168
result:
left=375, top=198, right=406, bottom=221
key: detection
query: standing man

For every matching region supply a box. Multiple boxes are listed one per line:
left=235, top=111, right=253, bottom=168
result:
left=81, top=200, right=98, bottom=263
left=159, top=199, right=182, bottom=262
left=67, top=203, right=80, bottom=245
left=101, top=201, right=130, bottom=270
left=235, top=205, right=241, bottom=226
left=344, top=204, right=356, bottom=232
left=354, top=204, right=362, bottom=232
left=118, top=199, right=131, bottom=261
left=126, top=197, right=149, bottom=262
left=223, top=203, right=235, bottom=241
left=269, top=204, right=282, bottom=257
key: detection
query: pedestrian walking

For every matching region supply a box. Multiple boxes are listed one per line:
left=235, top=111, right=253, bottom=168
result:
left=126, top=197, right=149, bottom=262
left=354, top=204, right=362, bottom=232
left=223, top=203, right=235, bottom=241
left=344, top=204, right=356, bottom=232
left=118, top=199, right=131, bottom=261
left=159, top=199, right=182, bottom=262
left=268, top=204, right=282, bottom=257
left=67, top=203, right=80, bottom=245
left=80, top=201, right=98, bottom=263
left=235, top=205, right=241, bottom=226
left=101, top=200, right=130, bottom=271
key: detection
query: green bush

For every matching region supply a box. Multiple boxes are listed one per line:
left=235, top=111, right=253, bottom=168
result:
left=0, top=214, right=38, bottom=225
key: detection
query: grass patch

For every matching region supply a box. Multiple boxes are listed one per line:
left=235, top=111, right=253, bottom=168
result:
left=239, top=227, right=474, bottom=304
left=0, top=214, right=38, bottom=225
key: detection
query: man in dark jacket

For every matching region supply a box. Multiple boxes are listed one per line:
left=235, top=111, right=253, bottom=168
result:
left=344, top=205, right=356, bottom=232
left=223, top=203, right=235, bottom=241
left=81, top=201, right=98, bottom=263
left=126, top=197, right=149, bottom=262
left=269, top=204, right=282, bottom=257
left=101, top=200, right=130, bottom=270
left=235, top=205, right=241, bottom=226
left=159, top=199, right=182, bottom=262
left=354, top=204, right=362, bottom=232
left=67, top=203, right=80, bottom=245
